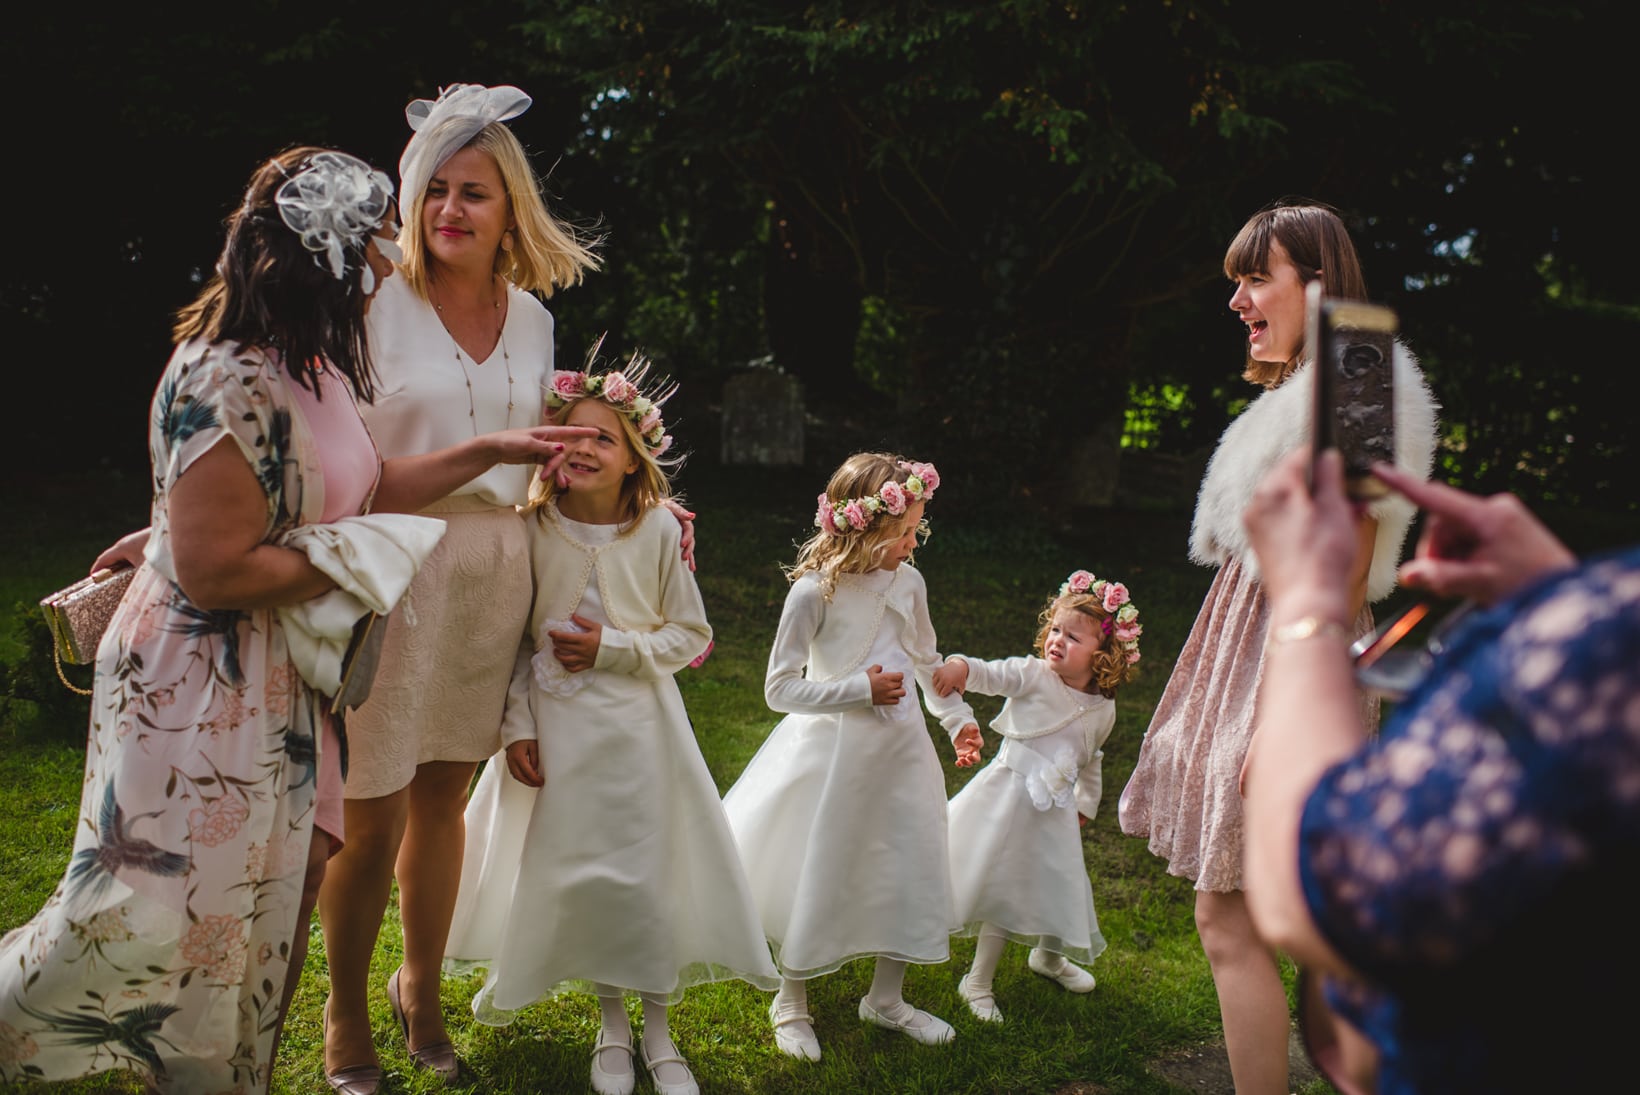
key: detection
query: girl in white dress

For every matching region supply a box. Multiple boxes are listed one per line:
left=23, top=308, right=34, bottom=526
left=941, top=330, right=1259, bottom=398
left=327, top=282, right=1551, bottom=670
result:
left=931, top=570, right=1143, bottom=1024
left=723, top=452, right=984, bottom=1061
left=444, top=352, right=778, bottom=1095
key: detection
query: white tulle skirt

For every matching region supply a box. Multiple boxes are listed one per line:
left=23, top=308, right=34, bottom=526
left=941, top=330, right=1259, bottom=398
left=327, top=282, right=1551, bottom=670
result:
left=445, top=670, right=778, bottom=1018
left=722, top=706, right=959, bottom=979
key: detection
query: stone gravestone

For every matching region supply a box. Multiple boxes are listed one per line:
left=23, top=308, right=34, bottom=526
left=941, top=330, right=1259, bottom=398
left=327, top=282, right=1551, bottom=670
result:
left=721, top=367, right=804, bottom=467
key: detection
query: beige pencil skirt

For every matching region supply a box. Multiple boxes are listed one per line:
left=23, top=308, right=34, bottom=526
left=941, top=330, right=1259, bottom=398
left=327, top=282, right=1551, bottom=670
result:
left=342, top=498, right=531, bottom=799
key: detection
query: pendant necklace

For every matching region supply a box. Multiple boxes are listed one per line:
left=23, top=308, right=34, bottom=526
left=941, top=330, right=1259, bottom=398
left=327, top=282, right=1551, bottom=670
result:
left=430, top=273, right=515, bottom=435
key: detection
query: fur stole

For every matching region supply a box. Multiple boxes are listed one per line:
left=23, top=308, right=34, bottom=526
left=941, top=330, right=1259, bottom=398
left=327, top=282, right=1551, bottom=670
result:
left=1187, top=342, right=1440, bottom=603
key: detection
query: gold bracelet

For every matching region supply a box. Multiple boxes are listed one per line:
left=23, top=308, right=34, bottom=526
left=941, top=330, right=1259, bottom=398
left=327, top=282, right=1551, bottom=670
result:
left=1268, top=615, right=1351, bottom=646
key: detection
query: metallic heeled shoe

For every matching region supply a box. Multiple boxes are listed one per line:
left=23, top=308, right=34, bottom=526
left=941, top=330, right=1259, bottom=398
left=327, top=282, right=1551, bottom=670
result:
left=388, top=965, right=463, bottom=1083
left=323, top=1001, right=383, bottom=1095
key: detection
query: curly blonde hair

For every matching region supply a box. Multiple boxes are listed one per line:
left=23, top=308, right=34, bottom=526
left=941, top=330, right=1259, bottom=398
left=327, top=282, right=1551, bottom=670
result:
left=788, top=452, right=930, bottom=599
left=1033, top=592, right=1139, bottom=699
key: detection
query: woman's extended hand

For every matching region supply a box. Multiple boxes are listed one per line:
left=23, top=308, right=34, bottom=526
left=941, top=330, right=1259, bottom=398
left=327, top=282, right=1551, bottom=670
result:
left=662, top=498, right=698, bottom=571
left=547, top=612, right=603, bottom=672
left=91, top=527, right=151, bottom=574
left=1369, top=461, right=1576, bottom=606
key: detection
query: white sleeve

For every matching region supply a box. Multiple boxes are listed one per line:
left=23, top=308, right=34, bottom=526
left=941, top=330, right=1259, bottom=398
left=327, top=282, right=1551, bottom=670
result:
left=594, top=528, right=712, bottom=679
left=901, top=574, right=977, bottom=740
left=1075, top=702, right=1118, bottom=819
left=956, top=655, right=1037, bottom=699
left=764, top=581, right=874, bottom=714
left=499, top=635, right=536, bottom=748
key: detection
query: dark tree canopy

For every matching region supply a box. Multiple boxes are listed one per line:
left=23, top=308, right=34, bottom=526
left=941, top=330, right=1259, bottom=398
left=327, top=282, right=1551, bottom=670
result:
left=6, top=0, right=1634, bottom=511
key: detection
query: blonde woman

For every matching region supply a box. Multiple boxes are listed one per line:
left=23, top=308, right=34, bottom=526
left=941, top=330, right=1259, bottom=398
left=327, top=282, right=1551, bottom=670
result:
left=316, top=85, right=693, bottom=1093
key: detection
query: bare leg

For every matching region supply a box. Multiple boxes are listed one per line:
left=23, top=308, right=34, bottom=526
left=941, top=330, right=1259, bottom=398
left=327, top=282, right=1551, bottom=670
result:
left=318, top=787, right=410, bottom=1074
left=268, top=825, right=330, bottom=1080
left=1196, top=888, right=1290, bottom=1095
left=393, top=760, right=478, bottom=1049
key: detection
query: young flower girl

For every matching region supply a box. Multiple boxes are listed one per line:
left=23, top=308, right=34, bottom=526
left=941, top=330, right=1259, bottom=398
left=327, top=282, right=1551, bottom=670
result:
left=931, top=570, right=1142, bottom=1023
left=722, top=452, right=983, bottom=1061
left=444, top=350, right=777, bottom=1095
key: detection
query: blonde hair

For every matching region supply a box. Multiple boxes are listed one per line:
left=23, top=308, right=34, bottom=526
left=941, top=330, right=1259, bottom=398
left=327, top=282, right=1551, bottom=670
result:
left=788, top=452, right=929, bottom=600
left=524, top=395, right=679, bottom=533
left=1223, top=199, right=1369, bottom=389
left=398, top=121, right=603, bottom=299
left=1033, top=592, right=1138, bottom=698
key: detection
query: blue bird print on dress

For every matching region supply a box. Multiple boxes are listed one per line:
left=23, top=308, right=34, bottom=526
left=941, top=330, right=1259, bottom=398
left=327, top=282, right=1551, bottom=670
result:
left=67, top=783, right=191, bottom=904
left=15, top=997, right=183, bottom=1078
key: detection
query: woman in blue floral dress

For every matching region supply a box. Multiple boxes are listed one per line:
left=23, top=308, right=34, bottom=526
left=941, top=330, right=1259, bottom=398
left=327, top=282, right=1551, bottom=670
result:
left=1242, top=448, right=1639, bottom=1094
left=0, top=147, right=585, bottom=1094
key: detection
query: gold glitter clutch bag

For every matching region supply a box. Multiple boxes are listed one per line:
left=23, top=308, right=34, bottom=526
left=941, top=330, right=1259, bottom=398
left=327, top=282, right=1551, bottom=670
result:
left=40, top=565, right=135, bottom=695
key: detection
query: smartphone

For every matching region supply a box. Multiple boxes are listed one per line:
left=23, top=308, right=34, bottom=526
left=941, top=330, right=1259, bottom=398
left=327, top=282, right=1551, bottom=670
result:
left=1307, top=280, right=1397, bottom=501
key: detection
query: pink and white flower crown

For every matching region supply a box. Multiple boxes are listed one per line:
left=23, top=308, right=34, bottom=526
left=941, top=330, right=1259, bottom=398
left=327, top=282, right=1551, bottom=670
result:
left=545, top=342, right=678, bottom=458
left=1058, top=569, right=1142, bottom=665
left=815, top=460, right=940, bottom=536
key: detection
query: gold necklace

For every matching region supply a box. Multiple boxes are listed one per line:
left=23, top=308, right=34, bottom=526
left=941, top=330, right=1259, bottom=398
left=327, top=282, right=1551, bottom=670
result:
left=429, top=274, right=515, bottom=435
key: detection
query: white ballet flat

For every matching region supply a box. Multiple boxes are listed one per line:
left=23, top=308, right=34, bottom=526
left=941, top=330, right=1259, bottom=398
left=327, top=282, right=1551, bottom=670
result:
left=957, top=972, right=1004, bottom=1023
left=639, top=1038, right=700, bottom=1095
left=589, top=1028, right=635, bottom=1095
left=1027, top=948, right=1096, bottom=993
left=858, top=997, right=956, bottom=1045
left=769, top=998, right=822, bottom=1061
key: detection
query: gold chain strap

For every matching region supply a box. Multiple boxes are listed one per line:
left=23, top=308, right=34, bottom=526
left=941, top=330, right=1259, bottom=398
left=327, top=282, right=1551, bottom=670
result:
left=52, top=643, right=93, bottom=696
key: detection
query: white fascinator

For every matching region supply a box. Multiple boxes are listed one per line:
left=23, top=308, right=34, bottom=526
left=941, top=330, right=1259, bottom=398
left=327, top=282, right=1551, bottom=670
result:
left=275, top=151, right=397, bottom=294
left=397, top=83, right=532, bottom=210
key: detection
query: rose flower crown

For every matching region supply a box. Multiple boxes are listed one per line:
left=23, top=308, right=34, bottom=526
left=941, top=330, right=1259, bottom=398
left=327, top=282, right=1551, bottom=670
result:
left=815, top=461, right=941, bottom=535
left=1058, top=570, right=1143, bottom=665
left=545, top=337, right=678, bottom=458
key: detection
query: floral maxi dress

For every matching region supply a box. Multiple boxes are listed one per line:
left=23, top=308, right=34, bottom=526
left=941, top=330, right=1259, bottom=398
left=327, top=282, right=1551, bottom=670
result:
left=0, top=339, right=337, bottom=1093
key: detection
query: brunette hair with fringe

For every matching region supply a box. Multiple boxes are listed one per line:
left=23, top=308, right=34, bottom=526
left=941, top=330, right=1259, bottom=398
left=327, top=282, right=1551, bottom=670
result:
left=1033, top=592, right=1138, bottom=699
left=397, top=120, right=603, bottom=300
left=789, top=452, right=931, bottom=600
left=172, top=145, right=383, bottom=400
left=1223, top=198, right=1369, bottom=389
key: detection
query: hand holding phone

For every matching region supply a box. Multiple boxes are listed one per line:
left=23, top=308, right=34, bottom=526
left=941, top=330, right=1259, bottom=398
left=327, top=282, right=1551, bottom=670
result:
left=1307, top=280, right=1397, bottom=501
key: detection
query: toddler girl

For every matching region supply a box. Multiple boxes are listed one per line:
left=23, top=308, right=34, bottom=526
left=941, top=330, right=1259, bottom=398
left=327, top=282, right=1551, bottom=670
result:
left=931, top=569, right=1142, bottom=1023
left=722, top=452, right=983, bottom=1060
left=444, top=350, right=778, bottom=1095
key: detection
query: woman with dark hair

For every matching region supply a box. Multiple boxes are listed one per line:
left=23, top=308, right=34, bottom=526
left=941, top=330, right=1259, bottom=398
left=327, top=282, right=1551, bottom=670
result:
left=0, top=146, right=585, bottom=1093
left=1116, top=199, right=1440, bottom=1094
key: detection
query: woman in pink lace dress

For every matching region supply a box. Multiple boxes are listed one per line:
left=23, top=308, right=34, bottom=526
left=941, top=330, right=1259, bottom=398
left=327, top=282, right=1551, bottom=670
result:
left=1116, top=199, right=1438, bottom=1095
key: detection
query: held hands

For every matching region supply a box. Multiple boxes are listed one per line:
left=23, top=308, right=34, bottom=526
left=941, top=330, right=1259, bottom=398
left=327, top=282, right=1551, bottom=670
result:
left=867, top=664, right=906, bottom=707
left=505, top=739, right=545, bottom=787
left=931, top=657, right=969, bottom=698
left=1369, top=461, right=1576, bottom=606
left=547, top=613, right=603, bottom=673
left=953, top=723, right=983, bottom=767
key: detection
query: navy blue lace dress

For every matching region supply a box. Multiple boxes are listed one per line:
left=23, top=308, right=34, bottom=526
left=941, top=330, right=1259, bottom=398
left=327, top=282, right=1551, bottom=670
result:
left=1300, top=545, right=1640, bottom=1094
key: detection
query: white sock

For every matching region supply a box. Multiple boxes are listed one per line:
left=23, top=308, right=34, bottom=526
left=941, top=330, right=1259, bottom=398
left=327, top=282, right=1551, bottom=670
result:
left=774, top=977, right=809, bottom=1015
left=594, top=987, right=633, bottom=1079
left=640, top=992, right=690, bottom=1088
left=967, top=927, right=1007, bottom=995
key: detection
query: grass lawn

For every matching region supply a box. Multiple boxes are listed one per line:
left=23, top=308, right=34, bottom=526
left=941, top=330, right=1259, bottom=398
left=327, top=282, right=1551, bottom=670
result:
left=13, top=444, right=1633, bottom=1095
